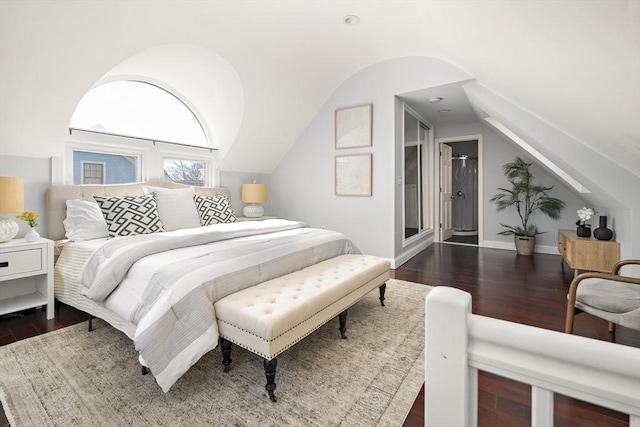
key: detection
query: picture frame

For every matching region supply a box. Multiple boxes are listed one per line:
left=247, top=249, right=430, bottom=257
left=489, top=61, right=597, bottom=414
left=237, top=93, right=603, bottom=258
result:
left=335, top=154, right=372, bottom=197
left=334, top=103, right=372, bottom=149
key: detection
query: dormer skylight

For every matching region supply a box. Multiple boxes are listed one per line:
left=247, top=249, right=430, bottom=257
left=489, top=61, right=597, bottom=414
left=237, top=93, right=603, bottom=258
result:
left=485, top=117, right=590, bottom=194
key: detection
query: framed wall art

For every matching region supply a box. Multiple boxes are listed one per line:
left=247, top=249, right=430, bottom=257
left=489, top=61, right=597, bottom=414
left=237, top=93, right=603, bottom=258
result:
left=335, top=154, right=372, bottom=197
left=334, top=103, right=372, bottom=149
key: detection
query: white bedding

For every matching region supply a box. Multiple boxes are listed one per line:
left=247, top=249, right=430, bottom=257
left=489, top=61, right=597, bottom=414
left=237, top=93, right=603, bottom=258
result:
left=55, top=219, right=360, bottom=392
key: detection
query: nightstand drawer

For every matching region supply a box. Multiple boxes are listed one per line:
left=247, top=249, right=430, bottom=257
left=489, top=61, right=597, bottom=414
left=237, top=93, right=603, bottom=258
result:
left=0, top=248, right=43, bottom=278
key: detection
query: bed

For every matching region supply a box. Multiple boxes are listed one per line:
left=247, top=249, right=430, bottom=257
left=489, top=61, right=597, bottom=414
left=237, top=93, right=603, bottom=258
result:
left=48, top=180, right=362, bottom=392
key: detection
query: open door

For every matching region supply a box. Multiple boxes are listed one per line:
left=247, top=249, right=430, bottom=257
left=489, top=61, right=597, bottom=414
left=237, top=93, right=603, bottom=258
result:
left=440, top=144, right=453, bottom=240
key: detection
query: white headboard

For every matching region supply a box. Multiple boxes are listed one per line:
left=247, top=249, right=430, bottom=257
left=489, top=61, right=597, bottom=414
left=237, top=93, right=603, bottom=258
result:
left=46, top=180, right=231, bottom=241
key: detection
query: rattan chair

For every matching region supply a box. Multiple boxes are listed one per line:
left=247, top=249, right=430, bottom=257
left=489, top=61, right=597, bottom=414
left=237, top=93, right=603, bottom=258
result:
left=565, top=259, right=640, bottom=334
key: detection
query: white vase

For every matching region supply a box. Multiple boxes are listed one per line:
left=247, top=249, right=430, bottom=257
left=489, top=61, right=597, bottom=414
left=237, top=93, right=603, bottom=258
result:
left=24, top=227, right=40, bottom=242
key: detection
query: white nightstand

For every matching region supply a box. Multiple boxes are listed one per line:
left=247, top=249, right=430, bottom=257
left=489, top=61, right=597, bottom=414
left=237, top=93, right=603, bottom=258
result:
left=0, top=238, right=54, bottom=319
left=236, top=216, right=277, bottom=222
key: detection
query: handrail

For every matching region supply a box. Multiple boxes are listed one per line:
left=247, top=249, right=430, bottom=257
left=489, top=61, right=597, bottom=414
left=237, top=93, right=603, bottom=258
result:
left=425, top=287, right=640, bottom=426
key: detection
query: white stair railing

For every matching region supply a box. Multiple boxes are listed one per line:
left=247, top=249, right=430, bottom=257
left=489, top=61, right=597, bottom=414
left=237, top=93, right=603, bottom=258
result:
left=425, top=287, right=640, bottom=427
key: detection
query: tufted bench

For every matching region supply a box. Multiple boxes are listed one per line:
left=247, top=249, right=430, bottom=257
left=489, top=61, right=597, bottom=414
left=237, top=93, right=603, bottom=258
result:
left=213, top=254, right=390, bottom=401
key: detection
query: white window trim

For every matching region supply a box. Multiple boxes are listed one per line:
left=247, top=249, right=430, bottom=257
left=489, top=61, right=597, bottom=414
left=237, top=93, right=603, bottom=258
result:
left=64, top=131, right=217, bottom=186
left=161, top=148, right=215, bottom=187
left=65, top=134, right=146, bottom=185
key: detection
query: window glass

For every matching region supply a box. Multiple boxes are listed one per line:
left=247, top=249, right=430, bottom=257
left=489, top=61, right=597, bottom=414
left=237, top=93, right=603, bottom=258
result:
left=82, top=162, right=105, bottom=184
left=163, top=158, right=207, bottom=186
left=73, top=150, right=138, bottom=185
left=70, top=80, right=208, bottom=147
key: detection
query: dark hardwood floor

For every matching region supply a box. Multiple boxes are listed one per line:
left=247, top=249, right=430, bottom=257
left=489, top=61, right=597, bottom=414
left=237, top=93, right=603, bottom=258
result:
left=1, top=243, right=638, bottom=426
left=397, top=243, right=639, bottom=427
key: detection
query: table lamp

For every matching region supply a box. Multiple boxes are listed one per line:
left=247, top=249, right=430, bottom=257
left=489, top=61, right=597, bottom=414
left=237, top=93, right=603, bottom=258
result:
left=241, top=183, right=268, bottom=218
left=0, top=176, right=24, bottom=242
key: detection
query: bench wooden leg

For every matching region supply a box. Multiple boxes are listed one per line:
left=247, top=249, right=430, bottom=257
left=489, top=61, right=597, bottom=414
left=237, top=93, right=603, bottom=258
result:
left=264, top=357, right=278, bottom=402
left=339, top=310, right=348, bottom=339
left=220, top=337, right=232, bottom=372
left=379, top=282, right=387, bottom=306
left=88, top=314, right=94, bottom=332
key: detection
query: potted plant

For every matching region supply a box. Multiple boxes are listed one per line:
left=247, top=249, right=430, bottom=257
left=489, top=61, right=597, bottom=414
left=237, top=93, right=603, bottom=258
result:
left=490, top=157, right=565, bottom=255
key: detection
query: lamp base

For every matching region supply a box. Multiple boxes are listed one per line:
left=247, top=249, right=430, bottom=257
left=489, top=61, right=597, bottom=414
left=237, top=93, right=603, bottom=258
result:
left=0, top=218, right=19, bottom=243
left=243, top=204, right=264, bottom=218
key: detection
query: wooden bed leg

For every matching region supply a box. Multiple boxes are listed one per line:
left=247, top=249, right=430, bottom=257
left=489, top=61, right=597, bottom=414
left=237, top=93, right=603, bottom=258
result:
left=88, top=314, right=94, bottom=332
left=264, top=357, right=278, bottom=402
left=379, top=282, right=387, bottom=306
left=220, top=337, right=232, bottom=372
left=339, top=310, right=348, bottom=339
left=141, top=366, right=149, bottom=375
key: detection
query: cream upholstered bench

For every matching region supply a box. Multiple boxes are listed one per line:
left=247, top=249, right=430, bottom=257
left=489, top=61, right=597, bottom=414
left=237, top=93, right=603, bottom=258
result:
left=213, top=254, right=390, bottom=402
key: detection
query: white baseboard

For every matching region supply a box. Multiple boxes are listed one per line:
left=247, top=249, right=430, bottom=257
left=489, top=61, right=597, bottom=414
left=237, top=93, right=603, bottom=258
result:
left=393, top=237, right=433, bottom=268
left=483, top=240, right=559, bottom=255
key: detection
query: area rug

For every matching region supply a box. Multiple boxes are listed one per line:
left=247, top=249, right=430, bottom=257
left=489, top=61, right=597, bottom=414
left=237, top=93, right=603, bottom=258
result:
left=0, top=279, right=430, bottom=426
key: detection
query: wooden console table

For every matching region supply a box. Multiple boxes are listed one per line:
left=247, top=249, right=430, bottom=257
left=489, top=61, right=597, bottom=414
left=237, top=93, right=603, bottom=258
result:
left=557, top=229, right=620, bottom=277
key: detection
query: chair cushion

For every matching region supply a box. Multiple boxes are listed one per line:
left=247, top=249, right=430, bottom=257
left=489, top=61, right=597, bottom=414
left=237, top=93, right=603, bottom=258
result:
left=577, top=278, right=640, bottom=314
left=575, top=277, right=640, bottom=331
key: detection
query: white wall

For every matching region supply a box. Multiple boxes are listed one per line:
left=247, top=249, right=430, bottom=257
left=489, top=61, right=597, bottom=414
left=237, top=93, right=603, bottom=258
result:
left=0, top=156, right=51, bottom=238
left=271, top=51, right=600, bottom=262
left=464, top=83, right=640, bottom=258
left=436, top=122, right=588, bottom=252
left=271, top=57, right=472, bottom=263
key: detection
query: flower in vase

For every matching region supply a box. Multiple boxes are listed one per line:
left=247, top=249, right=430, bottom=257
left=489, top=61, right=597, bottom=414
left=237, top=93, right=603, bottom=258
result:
left=16, top=211, right=41, bottom=228
left=576, top=207, right=597, bottom=227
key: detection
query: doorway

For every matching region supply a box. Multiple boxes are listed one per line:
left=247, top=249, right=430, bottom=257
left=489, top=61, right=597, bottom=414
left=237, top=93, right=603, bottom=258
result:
left=438, top=136, right=482, bottom=246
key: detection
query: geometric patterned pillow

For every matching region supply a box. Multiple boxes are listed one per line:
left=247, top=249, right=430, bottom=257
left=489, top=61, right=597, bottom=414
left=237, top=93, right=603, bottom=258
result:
left=193, top=194, right=237, bottom=226
left=93, top=193, right=165, bottom=237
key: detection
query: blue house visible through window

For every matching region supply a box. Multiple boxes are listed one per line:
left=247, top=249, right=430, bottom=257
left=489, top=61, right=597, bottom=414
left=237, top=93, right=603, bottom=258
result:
left=73, top=150, right=137, bottom=184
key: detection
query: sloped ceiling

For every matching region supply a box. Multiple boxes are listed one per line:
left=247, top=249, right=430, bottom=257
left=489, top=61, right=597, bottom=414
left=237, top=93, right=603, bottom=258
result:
left=0, top=1, right=638, bottom=176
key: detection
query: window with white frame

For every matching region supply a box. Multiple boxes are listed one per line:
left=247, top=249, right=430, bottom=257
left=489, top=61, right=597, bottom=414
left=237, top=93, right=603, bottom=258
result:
left=75, top=150, right=139, bottom=185
left=81, top=161, right=105, bottom=184
left=68, top=80, right=215, bottom=186
left=163, top=158, right=207, bottom=186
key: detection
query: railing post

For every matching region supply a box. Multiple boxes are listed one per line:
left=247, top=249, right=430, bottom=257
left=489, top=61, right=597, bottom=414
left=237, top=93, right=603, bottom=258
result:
left=532, top=386, right=554, bottom=427
left=425, top=287, right=473, bottom=426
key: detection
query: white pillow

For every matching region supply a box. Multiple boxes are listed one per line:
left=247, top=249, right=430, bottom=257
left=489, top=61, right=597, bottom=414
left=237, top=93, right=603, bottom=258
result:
left=142, top=186, right=202, bottom=231
left=63, top=199, right=109, bottom=241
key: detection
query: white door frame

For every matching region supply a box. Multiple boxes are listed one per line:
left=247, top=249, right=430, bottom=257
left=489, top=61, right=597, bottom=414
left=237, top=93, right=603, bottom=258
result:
left=435, top=134, right=483, bottom=245
left=440, top=144, right=453, bottom=240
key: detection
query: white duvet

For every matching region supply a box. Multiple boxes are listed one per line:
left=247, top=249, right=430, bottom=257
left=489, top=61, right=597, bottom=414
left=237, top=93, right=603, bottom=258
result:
left=64, top=220, right=360, bottom=392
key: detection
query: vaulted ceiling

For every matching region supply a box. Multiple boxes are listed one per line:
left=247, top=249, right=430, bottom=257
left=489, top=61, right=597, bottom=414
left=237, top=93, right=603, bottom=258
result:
left=0, top=0, right=638, bottom=177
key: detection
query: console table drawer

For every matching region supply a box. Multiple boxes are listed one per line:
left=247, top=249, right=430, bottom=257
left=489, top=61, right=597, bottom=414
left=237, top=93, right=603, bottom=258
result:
left=558, top=229, right=620, bottom=276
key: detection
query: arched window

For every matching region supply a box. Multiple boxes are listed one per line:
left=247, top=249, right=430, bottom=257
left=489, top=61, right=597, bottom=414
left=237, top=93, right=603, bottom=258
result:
left=68, top=80, right=213, bottom=186
left=71, top=80, right=208, bottom=147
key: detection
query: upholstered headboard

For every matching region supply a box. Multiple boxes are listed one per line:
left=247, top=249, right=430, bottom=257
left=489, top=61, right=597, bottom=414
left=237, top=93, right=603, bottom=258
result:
left=46, top=180, right=231, bottom=241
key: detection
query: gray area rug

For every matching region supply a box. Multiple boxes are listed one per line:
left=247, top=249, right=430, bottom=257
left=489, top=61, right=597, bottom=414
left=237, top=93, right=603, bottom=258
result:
left=0, top=279, right=430, bottom=426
